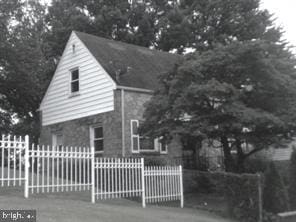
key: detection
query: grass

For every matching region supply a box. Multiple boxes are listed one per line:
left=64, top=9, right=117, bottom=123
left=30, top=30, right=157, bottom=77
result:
left=0, top=167, right=236, bottom=221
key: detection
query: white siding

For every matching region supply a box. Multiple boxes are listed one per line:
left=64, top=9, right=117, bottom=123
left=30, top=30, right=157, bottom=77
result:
left=40, top=32, right=116, bottom=126
left=272, top=148, right=292, bottom=161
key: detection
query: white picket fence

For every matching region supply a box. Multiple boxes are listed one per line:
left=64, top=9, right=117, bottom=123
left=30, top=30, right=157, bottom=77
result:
left=0, top=135, right=29, bottom=187
left=144, top=166, right=184, bottom=208
left=27, top=145, right=93, bottom=196
left=92, top=158, right=143, bottom=202
left=0, top=135, right=184, bottom=208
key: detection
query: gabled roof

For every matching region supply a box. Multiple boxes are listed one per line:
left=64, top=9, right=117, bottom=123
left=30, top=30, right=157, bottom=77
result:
left=74, top=31, right=182, bottom=91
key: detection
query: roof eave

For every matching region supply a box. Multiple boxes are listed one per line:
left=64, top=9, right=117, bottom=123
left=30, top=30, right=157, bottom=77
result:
left=116, top=85, right=154, bottom=94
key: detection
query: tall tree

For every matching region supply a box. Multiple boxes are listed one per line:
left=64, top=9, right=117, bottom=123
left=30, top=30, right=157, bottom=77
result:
left=157, top=0, right=282, bottom=53
left=0, top=0, right=55, bottom=141
left=44, top=0, right=284, bottom=57
left=44, top=0, right=160, bottom=58
left=141, top=37, right=296, bottom=171
left=0, top=0, right=22, bottom=131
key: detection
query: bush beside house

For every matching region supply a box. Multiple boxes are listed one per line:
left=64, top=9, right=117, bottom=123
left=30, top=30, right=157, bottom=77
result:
left=183, top=170, right=262, bottom=222
left=289, top=148, right=296, bottom=210
left=263, top=162, right=289, bottom=214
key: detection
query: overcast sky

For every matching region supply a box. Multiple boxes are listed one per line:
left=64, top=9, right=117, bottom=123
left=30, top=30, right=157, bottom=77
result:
left=261, top=0, right=296, bottom=51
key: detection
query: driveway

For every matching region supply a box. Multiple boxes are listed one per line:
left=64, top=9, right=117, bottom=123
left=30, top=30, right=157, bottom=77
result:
left=0, top=187, right=235, bottom=222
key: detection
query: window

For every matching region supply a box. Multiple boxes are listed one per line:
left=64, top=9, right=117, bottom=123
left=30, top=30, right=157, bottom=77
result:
left=90, top=126, right=104, bottom=153
left=52, top=133, right=63, bottom=150
left=131, top=120, right=140, bottom=153
left=72, top=44, right=76, bottom=54
left=131, top=120, right=166, bottom=153
left=70, top=68, right=79, bottom=94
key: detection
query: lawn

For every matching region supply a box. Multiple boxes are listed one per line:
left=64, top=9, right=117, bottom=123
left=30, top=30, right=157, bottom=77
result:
left=0, top=185, right=235, bottom=222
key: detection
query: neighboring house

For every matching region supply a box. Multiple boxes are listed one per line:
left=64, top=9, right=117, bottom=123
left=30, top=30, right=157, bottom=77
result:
left=271, top=147, right=294, bottom=161
left=256, top=146, right=295, bottom=162
left=39, top=31, right=182, bottom=162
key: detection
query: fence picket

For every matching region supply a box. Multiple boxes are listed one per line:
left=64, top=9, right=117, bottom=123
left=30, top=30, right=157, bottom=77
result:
left=7, top=135, right=10, bottom=186
left=42, top=145, right=45, bottom=193
left=1, top=135, right=4, bottom=187
left=47, top=145, right=50, bottom=193
left=66, top=146, right=68, bottom=192
left=18, top=136, right=22, bottom=186
left=13, top=136, right=16, bottom=186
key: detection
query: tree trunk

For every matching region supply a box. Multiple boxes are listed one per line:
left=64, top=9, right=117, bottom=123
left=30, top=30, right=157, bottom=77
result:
left=235, top=139, right=245, bottom=173
left=221, top=136, right=235, bottom=172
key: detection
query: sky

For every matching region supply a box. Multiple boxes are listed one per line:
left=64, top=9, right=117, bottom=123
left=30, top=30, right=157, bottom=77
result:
left=261, top=0, right=296, bottom=51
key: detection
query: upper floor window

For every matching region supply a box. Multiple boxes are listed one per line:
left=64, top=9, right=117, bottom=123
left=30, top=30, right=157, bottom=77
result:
left=70, top=68, right=79, bottom=94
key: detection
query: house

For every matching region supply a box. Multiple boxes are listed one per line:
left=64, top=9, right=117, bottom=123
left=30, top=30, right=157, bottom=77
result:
left=39, top=31, right=182, bottom=163
left=254, top=144, right=296, bottom=162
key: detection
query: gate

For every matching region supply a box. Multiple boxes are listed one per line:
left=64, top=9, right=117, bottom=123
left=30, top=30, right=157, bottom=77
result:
left=0, top=135, right=28, bottom=187
left=0, top=135, right=29, bottom=187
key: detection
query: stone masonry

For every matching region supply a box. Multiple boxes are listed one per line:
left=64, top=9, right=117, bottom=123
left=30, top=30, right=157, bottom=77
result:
left=40, top=89, right=182, bottom=161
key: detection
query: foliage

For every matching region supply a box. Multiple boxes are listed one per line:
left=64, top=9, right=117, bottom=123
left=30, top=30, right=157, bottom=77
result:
left=288, top=147, right=296, bottom=209
left=244, top=158, right=270, bottom=174
left=142, top=38, right=296, bottom=172
left=262, top=211, right=279, bottom=222
left=139, top=0, right=296, bottom=172
left=44, top=0, right=279, bottom=56
left=1, top=0, right=296, bottom=152
left=224, top=173, right=261, bottom=222
left=187, top=170, right=262, bottom=222
left=263, top=162, right=289, bottom=213
left=0, top=1, right=55, bottom=141
left=143, top=156, right=167, bottom=166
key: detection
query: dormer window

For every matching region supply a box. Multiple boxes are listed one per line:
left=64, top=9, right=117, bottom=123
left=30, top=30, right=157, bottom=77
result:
left=72, top=44, right=76, bottom=53
left=70, top=68, right=79, bottom=94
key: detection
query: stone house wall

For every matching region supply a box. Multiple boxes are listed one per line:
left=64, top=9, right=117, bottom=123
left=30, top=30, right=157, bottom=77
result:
left=40, top=90, right=122, bottom=157
left=123, top=90, right=182, bottom=163
left=40, top=89, right=182, bottom=161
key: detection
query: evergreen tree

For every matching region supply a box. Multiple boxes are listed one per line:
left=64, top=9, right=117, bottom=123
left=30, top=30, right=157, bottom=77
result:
left=140, top=0, right=296, bottom=172
left=142, top=40, right=296, bottom=172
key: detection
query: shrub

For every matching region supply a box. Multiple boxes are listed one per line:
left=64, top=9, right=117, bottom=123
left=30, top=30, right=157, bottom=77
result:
left=223, top=173, right=260, bottom=222
left=194, top=172, right=216, bottom=193
left=274, top=161, right=290, bottom=186
left=244, top=158, right=270, bottom=174
left=263, top=162, right=289, bottom=213
left=262, top=211, right=279, bottom=222
left=144, top=156, right=167, bottom=166
left=288, top=147, right=296, bottom=209
left=187, top=170, right=262, bottom=221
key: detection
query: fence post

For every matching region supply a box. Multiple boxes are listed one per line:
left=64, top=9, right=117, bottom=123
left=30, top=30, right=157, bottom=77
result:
left=179, top=165, right=184, bottom=208
left=24, top=135, right=29, bottom=198
left=257, top=173, right=263, bottom=222
left=91, top=147, right=95, bottom=204
left=141, top=158, right=146, bottom=208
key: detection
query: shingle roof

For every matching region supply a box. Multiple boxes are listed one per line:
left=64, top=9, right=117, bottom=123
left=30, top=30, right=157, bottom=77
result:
left=74, top=31, right=182, bottom=91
